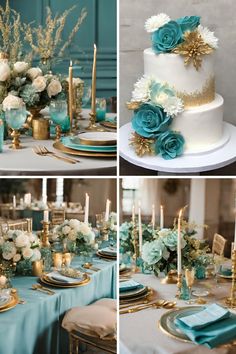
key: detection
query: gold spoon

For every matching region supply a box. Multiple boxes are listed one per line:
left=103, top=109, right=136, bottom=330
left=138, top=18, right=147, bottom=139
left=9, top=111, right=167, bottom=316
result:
left=119, top=299, right=168, bottom=314
left=120, top=298, right=165, bottom=310
left=82, top=263, right=100, bottom=272
left=31, top=284, right=54, bottom=295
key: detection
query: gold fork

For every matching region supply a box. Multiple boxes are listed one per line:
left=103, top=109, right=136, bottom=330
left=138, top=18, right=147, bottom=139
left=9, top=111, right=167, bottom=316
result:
left=32, top=146, right=78, bottom=164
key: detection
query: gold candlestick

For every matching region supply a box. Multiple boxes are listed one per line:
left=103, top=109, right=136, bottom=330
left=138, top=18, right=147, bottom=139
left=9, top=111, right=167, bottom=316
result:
left=176, top=273, right=182, bottom=298
left=225, top=249, right=236, bottom=307
left=68, top=60, right=74, bottom=134
left=41, top=221, right=51, bottom=248
left=131, top=220, right=140, bottom=272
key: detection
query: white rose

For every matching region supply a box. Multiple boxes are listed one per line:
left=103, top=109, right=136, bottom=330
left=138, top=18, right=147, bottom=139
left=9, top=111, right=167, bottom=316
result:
left=69, top=219, right=80, bottom=230
left=68, top=229, right=77, bottom=241
left=15, top=234, right=30, bottom=248
left=62, top=225, right=71, bottom=235
left=0, top=236, right=5, bottom=245
left=28, top=233, right=37, bottom=243
left=0, top=275, right=7, bottom=286
left=47, top=79, right=62, bottom=97
left=5, top=230, right=14, bottom=240
left=78, top=223, right=91, bottom=235
left=3, top=250, right=16, bottom=260
left=31, top=249, right=41, bottom=261
left=0, top=62, right=10, bottom=81
left=32, top=76, right=47, bottom=92
left=13, top=61, right=29, bottom=74
left=2, top=94, right=24, bottom=111
left=22, top=247, right=33, bottom=260
left=51, top=233, right=59, bottom=241
left=26, top=67, right=42, bottom=80
left=13, top=254, right=21, bottom=262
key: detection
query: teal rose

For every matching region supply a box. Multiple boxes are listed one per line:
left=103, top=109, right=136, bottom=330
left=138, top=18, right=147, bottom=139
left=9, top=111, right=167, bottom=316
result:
left=132, top=104, right=172, bottom=138
left=151, top=21, right=182, bottom=53
left=155, top=130, right=185, bottom=159
left=176, top=16, right=200, bottom=33
left=142, top=239, right=169, bottom=265
left=162, top=230, right=186, bottom=251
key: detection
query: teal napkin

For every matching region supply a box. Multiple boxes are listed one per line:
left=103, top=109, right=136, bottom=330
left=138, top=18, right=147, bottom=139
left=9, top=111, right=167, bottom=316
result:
left=220, top=265, right=232, bottom=276
left=175, top=304, right=236, bottom=348
left=119, top=279, right=142, bottom=292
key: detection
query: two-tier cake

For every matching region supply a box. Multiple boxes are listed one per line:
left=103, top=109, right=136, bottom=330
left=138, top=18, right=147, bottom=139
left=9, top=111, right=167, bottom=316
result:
left=127, top=14, right=226, bottom=160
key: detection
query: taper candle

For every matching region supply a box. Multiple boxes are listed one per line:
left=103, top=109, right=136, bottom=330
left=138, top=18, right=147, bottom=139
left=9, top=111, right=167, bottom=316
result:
left=151, top=204, right=155, bottom=228
left=13, top=195, right=16, bottom=209
left=177, top=209, right=183, bottom=274
left=160, top=205, right=164, bottom=229
left=105, top=199, right=111, bottom=222
left=132, top=204, right=135, bottom=223
left=84, top=193, right=89, bottom=224
left=91, top=44, right=97, bottom=115
left=43, top=210, right=49, bottom=223
left=69, top=60, right=74, bottom=132
left=138, top=202, right=142, bottom=254
left=234, top=195, right=236, bottom=250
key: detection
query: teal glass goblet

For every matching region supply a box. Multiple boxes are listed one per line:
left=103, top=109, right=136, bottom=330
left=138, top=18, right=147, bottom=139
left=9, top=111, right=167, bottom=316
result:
left=49, top=100, right=70, bottom=138
left=5, top=104, right=27, bottom=149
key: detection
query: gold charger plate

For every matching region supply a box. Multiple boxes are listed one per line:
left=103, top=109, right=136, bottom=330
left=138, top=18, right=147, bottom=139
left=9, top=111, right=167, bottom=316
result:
left=0, top=290, right=18, bottom=313
left=53, top=141, right=116, bottom=158
left=96, top=251, right=117, bottom=260
left=100, top=121, right=117, bottom=129
left=158, top=306, right=205, bottom=343
left=120, top=285, right=148, bottom=299
left=40, top=273, right=91, bottom=288
left=120, top=288, right=153, bottom=304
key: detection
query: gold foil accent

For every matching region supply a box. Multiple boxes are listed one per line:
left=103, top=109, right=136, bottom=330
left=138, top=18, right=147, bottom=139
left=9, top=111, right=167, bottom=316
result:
left=126, top=101, right=141, bottom=110
left=176, top=76, right=215, bottom=107
left=129, top=132, right=154, bottom=157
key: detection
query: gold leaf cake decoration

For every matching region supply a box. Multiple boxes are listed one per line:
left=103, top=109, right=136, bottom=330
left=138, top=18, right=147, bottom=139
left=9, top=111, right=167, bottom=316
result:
left=173, top=30, right=213, bottom=71
left=126, top=101, right=141, bottom=110
left=129, top=132, right=155, bottom=157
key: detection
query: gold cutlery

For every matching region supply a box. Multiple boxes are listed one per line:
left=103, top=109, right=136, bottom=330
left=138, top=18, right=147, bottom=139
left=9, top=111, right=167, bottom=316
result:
left=82, top=263, right=100, bottom=272
left=119, top=300, right=176, bottom=314
left=31, top=284, right=55, bottom=295
left=119, top=298, right=162, bottom=309
left=32, top=146, right=79, bottom=164
left=18, top=299, right=26, bottom=304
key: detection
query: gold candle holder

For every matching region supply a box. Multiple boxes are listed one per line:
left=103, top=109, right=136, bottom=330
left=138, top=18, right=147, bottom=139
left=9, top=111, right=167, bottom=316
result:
left=41, top=221, right=51, bottom=248
left=176, top=273, right=182, bottom=298
left=53, top=252, right=63, bottom=269
left=131, top=221, right=140, bottom=272
left=63, top=252, right=72, bottom=267
left=225, top=249, right=236, bottom=307
left=32, top=260, right=43, bottom=276
left=55, top=125, right=62, bottom=142
left=32, top=118, right=50, bottom=140
left=9, top=129, right=22, bottom=149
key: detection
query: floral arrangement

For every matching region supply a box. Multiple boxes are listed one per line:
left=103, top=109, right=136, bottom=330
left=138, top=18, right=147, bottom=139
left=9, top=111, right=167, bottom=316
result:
left=120, top=221, right=157, bottom=255
left=145, top=14, right=218, bottom=70
left=0, top=61, right=65, bottom=110
left=128, top=77, right=185, bottom=159
left=142, top=224, right=210, bottom=275
left=0, top=230, right=41, bottom=264
left=52, top=219, right=95, bottom=253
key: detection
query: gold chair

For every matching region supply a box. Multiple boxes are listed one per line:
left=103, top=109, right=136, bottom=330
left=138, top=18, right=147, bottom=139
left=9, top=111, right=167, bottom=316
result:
left=0, top=203, right=12, bottom=219
left=1, top=218, right=32, bottom=234
left=51, top=209, right=65, bottom=226
left=212, top=233, right=227, bottom=256
left=69, top=331, right=116, bottom=354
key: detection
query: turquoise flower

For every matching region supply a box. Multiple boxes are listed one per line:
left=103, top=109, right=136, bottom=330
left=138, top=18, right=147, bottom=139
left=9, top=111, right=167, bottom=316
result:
left=142, top=239, right=169, bottom=265
left=155, top=130, right=185, bottom=159
left=176, top=16, right=200, bottom=33
left=150, top=82, right=175, bottom=106
left=162, top=230, right=187, bottom=251
left=119, top=222, right=131, bottom=241
left=132, top=104, right=172, bottom=138
left=151, top=21, right=182, bottom=53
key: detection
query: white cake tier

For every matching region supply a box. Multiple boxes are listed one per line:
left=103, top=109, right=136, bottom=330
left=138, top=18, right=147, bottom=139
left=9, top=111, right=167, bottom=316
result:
left=171, top=94, right=226, bottom=154
left=144, top=48, right=215, bottom=107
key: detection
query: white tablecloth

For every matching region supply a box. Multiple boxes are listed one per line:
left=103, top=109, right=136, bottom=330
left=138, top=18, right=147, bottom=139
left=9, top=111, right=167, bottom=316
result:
left=0, top=110, right=116, bottom=175
left=120, top=273, right=236, bottom=354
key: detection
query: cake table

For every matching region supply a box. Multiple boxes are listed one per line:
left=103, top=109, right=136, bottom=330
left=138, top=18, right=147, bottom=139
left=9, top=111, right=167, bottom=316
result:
left=119, top=122, right=236, bottom=175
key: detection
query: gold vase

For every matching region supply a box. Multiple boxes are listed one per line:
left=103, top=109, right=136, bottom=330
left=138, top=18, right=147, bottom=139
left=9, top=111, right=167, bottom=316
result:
left=27, top=106, right=50, bottom=140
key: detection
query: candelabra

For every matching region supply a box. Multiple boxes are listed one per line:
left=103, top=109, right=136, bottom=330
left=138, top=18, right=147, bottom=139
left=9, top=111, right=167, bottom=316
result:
left=225, top=249, right=236, bottom=307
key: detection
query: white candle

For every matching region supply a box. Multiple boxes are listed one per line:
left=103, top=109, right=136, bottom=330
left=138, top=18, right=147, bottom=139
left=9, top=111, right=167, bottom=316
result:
left=151, top=204, right=155, bottom=228
left=69, top=60, right=74, bottom=132
left=160, top=205, right=164, bottom=229
left=43, top=210, right=49, bottom=223
left=84, top=193, right=89, bottom=224
left=28, top=193, right=31, bottom=206
left=138, top=202, right=142, bottom=254
left=91, top=44, right=97, bottom=115
left=234, top=195, right=236, bottom=250
left=20, top=198, right=23, bottom=207
left=105, top=199, right=111, bottom=222
left=132, top=204, right=135, bottom=223
left=177, top=209, right=183, bottom=274
left=13, top=195, right=16, bottom=209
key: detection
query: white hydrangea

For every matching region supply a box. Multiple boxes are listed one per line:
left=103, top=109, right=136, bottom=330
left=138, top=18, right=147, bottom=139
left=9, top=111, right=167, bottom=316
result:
left=13, top=254, right=21, bottom=262
left=197, top=25, right=218, bottom=49
left=31, top=249, right=41, bottom=262
left=62, top=225, right=71, bottom=235
left=22, top=247, right=33, bottom=260
left=162, top=96, right=184, bottom=117
left=131, top=75, right=153, bottom=103
left=158, top=228, right=172, bottom=238
left=69, top=219, right=81, bottom=230
left=68, top=229, right=77, bottom=241
left=145, top=13, right=170, bottom=33
left=15, top=233, right=30, bottom=248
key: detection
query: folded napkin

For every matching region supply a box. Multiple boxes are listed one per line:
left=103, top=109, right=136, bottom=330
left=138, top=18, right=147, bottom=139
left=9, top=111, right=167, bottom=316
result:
left=119, top=279, right=142, bottom=292
left=99, top=247, right=117, bottom=256
left=220, top=265, right=232, bottom=276
left=175, top=304, right=236, bottom=348
left=0, top=295, right=10, bottom=306
left=47, top=271, right=82, bottom=284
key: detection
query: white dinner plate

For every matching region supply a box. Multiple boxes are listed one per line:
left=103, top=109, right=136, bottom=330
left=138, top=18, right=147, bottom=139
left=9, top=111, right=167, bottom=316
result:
left=72, top=132, right=117, bottom=146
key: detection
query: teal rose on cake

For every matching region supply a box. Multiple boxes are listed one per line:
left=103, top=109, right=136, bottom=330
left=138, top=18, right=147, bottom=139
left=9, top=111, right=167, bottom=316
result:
left=151, top=21, right=182, bottom=53
left=155, top=130, right=185, bottom=159
left=176, top=16, right=200, bottom=33
left=132, top=104, right=172, bottom=138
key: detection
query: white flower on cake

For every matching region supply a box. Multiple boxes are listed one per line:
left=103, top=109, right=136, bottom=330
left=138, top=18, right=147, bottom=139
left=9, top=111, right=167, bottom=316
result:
left=32, top=76, right=47, bottom=92
left=15, top=233, right=30, bottom=248
left=131, top=75, right=153, bottom=102
left=22, top=247, right=34, bottom=260
left=197, top=25, right=218, bottom=49
left=47, top=79, right=62, bottom=97
left=162, top=96, right=184, bottom=117
left=0, top=62, right=10, bottom=81
left=13, top=254, right=21, bottom=263
left=145, top=13, right=170, bottom=33
left=27, top=67, right=42, bottom=80
left=13, top=61, right=29, bottom=74
left=2, top=94, right=24, bottom=111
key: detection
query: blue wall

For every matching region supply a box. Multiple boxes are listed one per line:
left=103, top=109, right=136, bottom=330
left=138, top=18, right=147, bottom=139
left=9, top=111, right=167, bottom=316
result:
left=1, top=0, right=117, bottom=98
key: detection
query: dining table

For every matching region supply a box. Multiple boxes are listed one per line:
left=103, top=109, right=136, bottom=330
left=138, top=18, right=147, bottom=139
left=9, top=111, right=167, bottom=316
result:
left=120, top=272, right=236, bottom=354
left=0, top=109, right=117, bottom=176
left=0, top=255, right=117, bottom=354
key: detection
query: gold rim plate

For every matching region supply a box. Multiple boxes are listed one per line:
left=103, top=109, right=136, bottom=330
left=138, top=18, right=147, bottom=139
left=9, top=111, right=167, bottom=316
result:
left=120, top=285, right=148, bottom=299
left=158, top=306, right=205, bottom=343
left=96, top=251, right=117, bottom=260
left=0, top=292, right=18, bottom=313
left=40, top=273, right=91, bottom=288
left=100, top=121, right=117, bottom=129
left=53, top=141, right=116, bottom=158
left=120, top=289, right=153, bottom=304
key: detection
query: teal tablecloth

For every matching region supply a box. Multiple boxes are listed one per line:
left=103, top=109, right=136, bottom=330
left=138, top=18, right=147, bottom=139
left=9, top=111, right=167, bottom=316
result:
left=0, top=256, right=116, bottom=354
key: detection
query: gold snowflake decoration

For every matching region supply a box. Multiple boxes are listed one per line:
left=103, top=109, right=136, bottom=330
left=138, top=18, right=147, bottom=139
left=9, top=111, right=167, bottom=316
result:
left=129, top=133, right=154, bottom=157
left=126, top=101, right=141, bottom=110
left=173, top=31, right=213, bottom=71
